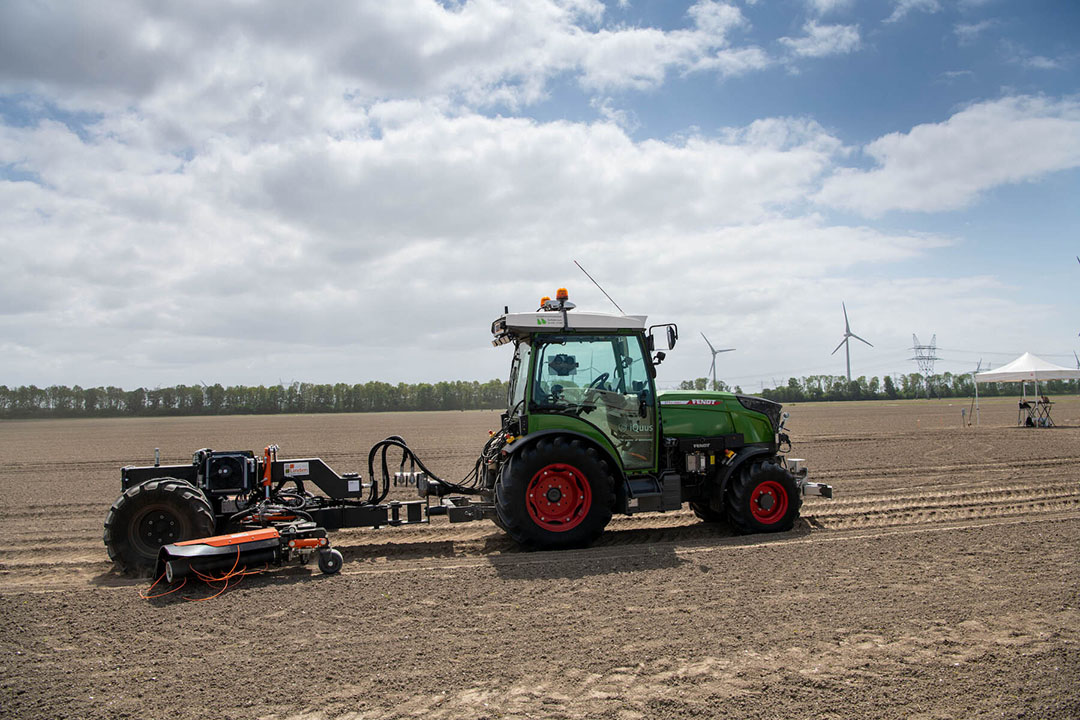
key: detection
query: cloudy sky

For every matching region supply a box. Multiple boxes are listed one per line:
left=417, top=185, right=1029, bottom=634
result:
left=2, top=0, right=1078, bottom=392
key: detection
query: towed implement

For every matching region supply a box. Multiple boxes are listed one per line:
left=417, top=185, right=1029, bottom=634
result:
left=106, top=289, right=832, bottom=576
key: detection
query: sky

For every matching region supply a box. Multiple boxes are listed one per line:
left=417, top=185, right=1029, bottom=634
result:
left=1, top=0, right=1078, bottom=393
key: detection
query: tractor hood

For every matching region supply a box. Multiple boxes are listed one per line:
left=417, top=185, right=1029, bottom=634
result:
left=658, top=391, right=782, bottom=445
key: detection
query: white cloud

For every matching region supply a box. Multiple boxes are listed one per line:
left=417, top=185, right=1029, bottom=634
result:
left=1020, top=56, right=1062, bottom=71
left=805, top=0, right=854, bottom=16
left=0, top=97, right=934, bottom=386
left=954, top=19, right=996, bottom=46
left=578, top=2, right=770, bottom=90
left=884, top=0, right=941, bottom=24
left=589, top=97, right=640, bottom=132
left=1000, top=41, right=1070, bottom=73
left=0, top=0, right=769, bottom=116
left=938, top=69, right=975, bottom=83
left=780, top=22, right=861, bottom=58
left=816, top=95, right=1080, bottom=215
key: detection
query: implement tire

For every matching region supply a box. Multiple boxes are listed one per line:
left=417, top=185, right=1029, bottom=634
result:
left=495, top=436, right=614, bottom=550
left=725, top=459, right=801, bottom=535
left=104, top=479, right=215, bottom=577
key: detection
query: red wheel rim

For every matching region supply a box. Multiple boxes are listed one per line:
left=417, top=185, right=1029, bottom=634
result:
left=526, top=463, right=592, bottom=532
left=749, top=480, right=788, bottom=524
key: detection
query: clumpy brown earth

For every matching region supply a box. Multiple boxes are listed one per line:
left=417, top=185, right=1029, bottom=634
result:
left=1, top=397, right=1079, bottom=719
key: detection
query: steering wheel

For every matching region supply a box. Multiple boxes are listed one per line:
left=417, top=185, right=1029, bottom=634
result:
left=580, top=373, right=611, bottom=412
left=586, top=373, right=610, bottom=391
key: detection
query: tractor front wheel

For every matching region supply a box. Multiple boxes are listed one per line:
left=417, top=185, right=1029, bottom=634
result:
left=725, top=460, right=801, bottom=534
left=104, top=479, right=215, bottom=576
left=495, top=437, right=614, bottom=549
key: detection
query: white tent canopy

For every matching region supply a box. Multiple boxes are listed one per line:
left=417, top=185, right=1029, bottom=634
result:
left=975, top=352, right=1080, bottom=383
left=971, top=352, right=1080, bottom=426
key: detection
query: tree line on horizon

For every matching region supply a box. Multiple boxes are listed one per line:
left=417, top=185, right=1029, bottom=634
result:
left=686, top=372, right=1078, bottom=403
left=1, top=372, right=1075, bottom=419
left=0, top=380, right=509, bottom=419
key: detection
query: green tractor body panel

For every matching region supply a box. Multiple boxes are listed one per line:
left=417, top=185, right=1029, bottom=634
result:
left=657, top=390, right=776, bottom=446
left=524, top=412, right=627, bottom=470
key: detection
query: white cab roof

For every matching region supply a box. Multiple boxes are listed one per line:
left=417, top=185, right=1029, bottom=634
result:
left=492, top=310, right=648, bottom=343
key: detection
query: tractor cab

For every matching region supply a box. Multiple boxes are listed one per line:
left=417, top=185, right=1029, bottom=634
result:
left=491, top=289, right=672, bottom=473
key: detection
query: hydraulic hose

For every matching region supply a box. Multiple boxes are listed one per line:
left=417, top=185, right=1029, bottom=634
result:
left=366, top=432, right=506, bottom=500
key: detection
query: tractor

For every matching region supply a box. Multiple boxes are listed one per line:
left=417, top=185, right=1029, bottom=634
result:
left=105, top=289, right=830, bottom=575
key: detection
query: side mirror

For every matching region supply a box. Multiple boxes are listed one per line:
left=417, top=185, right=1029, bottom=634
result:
left=647, top=323, right=679, bottom=351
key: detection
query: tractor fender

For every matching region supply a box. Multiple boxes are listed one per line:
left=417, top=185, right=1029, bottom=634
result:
left=717, top=446, right=775, bottom=497
left=499, top=430, right=626, bottom=507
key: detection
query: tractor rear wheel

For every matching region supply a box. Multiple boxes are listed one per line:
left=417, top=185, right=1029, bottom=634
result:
left=104, top=479, right=215, bottom=577
left=725, top=460, right=801, bottom=534
left=495, top=436, right=614, bottom=549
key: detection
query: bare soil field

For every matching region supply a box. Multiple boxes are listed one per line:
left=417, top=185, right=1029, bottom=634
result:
left=2, top=397, right=1079, bottom=719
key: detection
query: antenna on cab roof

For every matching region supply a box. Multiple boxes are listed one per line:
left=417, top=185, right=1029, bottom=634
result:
left=573, top=260, right=625, bottom=315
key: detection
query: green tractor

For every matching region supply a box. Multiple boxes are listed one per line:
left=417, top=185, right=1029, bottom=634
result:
left=462, top=288, right=831, bottom=548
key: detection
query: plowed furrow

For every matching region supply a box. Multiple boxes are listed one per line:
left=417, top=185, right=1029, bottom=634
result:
left=812, top=456, right=1080, bottom=481
left=819, top=482, right=1080, bottom=513
left=812, top=498, right=1080, bottom=530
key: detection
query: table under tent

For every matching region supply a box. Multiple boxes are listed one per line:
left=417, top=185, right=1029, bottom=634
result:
left=973, top=352, right=1080, bottom=427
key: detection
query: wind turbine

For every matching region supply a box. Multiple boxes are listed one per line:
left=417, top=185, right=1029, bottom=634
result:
left=701, top=333, right=735, bottom=391
left=830, top=302, right=872, bottom=382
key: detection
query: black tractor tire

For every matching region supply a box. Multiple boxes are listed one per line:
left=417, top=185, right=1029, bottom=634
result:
left=690, top=501, right=726, bottom=524
left=494, top=436, right=615, bottom=550
left=104, top=479, right=215, bottom=577
left=725, top=459, right=802, bottom=535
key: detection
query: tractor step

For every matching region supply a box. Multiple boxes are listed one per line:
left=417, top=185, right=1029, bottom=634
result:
left=625, top=471, right=682, bottom=513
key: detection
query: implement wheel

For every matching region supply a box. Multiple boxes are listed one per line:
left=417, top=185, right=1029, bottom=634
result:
left=725, top=460, right=801, bottom=534
left=495, top=436, right=614, bottom=550
left=104, top=479, right=215, bottom=577
left=318, top=548, right=344, bottom=575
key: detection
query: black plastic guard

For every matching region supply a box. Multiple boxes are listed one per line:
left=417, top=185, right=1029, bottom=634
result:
left=155, top=537, right=281, bottom=581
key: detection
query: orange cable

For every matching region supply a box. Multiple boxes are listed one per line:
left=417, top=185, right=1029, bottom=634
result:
left=139, top=572, right=187, bottom=600
left=143, top=547, right=275, bottom=603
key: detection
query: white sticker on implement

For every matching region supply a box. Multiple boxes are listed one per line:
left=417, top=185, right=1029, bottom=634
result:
left=348, top=479, right=361, bottom=493
left=284, top=461, right=310, bottom=477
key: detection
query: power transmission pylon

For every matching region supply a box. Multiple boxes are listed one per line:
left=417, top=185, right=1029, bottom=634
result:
left=911, top=334, right=940, bottom=398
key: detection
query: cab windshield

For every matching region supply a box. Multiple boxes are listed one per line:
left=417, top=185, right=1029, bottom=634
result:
left=531, top=334, right=655, bottom=470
